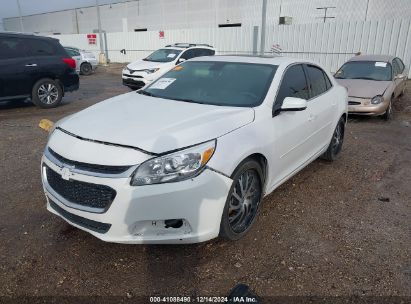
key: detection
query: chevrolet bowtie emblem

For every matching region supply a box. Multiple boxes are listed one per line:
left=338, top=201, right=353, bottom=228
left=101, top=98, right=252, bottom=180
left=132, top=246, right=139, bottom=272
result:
left=61, top=166, right=73, bottom=181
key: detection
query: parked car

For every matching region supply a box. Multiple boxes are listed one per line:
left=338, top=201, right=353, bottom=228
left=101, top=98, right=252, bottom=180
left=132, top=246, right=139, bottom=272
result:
left=122, top=43, right=216, bottom=90
left=0, top=32, right=79, bottom=108
left=64, top=46, right=98, bottom=75
left=335, top=55, right=407, bottom=120
left=42, top=56, right=347, bottom=244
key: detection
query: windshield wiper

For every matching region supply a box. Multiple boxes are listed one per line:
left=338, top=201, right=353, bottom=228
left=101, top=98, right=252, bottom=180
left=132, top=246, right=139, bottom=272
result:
left=173, top=98, right=206, bottom=105
left=137, top=90, right=156, bottom=97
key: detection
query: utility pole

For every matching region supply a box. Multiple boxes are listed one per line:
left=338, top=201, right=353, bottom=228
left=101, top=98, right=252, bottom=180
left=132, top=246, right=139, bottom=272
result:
left=16, top=0, right=24, bottom=32
left=316, top=6, right=336, bottom=23
left=260, top=0, right=267, bottom=55
left=96, top=0, right=106, bottom=63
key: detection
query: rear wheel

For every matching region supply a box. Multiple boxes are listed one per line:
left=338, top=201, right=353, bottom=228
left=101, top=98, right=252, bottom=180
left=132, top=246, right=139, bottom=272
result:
left=321, top=117, right=345, bottom=161
left=220, top=160, right=263, bottom=240
left=80, top=62, right=93, bottom=76
left=31, top=78, right=63, bottom=108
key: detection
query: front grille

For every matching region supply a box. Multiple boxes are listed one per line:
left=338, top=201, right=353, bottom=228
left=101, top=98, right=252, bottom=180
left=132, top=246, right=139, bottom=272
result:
left=122, top=78, right=145, bottom=88
left=48, top=148, right=130, bottom=174
left=45, top=166, right=116, bottom=212
left=124, top=74, right=143, bottom=79
left=49, top=199, right=111, bottom=234
left=348, top=101, right=361, bottom=105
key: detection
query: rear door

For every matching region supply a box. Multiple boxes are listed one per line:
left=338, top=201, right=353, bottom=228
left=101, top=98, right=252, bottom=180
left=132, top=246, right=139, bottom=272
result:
left=304, top=64, right=336, bottom=151
left=24, top=38, right=65, bottom=86
left=0, top=36, right=31, bottom=99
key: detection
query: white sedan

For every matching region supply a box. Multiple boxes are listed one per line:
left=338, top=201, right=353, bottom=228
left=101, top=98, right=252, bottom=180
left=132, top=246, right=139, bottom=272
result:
left=41, top=56, right=348, bottom=244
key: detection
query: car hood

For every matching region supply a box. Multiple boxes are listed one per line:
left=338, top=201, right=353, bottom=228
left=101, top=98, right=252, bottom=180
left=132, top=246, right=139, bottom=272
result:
left=58, top=92, right=255, bottom=154
left=335, top=79, right=391, bottom=98
left=127, top=60, right=164, bottom=70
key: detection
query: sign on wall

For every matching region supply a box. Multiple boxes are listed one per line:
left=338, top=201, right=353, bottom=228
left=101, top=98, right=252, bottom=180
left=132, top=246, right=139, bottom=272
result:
left=87, top=34, right=97, bottom=45
left=159, top=30, right=165, bottom=39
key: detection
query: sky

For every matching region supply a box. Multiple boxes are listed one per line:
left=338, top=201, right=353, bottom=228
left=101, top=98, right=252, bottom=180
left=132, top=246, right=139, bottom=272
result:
left=0, top=0, right=120, bottom=28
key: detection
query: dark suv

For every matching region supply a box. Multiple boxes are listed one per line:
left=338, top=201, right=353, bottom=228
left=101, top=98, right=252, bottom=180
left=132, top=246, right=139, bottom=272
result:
left=0, top=32, right=79, bottom=108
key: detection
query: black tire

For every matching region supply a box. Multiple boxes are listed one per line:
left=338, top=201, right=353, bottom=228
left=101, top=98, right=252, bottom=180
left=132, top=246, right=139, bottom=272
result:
left=220, top=159, right=263, bottom=241
left=31, top=78, right=63, bottom=108
left=382, top=99, right=393, bottom=121
left=80, top=62, right=93, bottom=76
left=321, top=116, right=345, bottom=161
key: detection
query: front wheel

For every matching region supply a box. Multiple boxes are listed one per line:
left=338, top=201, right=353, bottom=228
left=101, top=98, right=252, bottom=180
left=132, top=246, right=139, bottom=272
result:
left=220, top=160, right=263, bottom=241
left=31, top=78, right=63, bottom=108
left=381, top=99, right=393, bottom=121
left=321, top=116, right=345, bottom=161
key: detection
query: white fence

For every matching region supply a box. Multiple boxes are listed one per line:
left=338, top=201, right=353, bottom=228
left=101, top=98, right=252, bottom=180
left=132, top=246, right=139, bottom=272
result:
left=52, top=19, right=411, bottom=78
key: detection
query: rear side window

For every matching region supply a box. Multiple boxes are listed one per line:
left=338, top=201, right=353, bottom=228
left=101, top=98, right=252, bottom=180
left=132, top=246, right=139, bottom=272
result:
left=0, top=37, right=27, bottom=59
left=275, top=64, right=309, bottom=105
left=26, top=39, right=56, bottom=56
left=306, top=65, right=329, bottom=98
left=195, top=49, right=215, bottom=57
left=180, top=49, right=197, bottom=60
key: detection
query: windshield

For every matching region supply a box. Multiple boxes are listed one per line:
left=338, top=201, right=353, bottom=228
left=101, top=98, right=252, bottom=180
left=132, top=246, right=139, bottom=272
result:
left=144, top=49, right=182, bottom=62
left=142, top=61, right=277, bottom=107
left=335, top=61, right=392, bottom=81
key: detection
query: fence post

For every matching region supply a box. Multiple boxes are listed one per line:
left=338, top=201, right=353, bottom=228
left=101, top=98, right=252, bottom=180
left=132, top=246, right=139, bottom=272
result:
left=253, top=26, right=259, bottom=55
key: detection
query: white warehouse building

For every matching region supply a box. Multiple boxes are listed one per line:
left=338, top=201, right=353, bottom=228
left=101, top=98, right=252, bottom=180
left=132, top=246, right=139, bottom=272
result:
left=3, top=0, right=411, bottom=35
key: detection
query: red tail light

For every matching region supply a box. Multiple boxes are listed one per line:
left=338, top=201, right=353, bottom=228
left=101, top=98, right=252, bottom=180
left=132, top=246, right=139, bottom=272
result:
left=63, top=58, right=76, bottom=69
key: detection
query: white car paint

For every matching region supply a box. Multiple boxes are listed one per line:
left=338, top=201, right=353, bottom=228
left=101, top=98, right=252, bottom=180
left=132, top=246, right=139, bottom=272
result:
left=41, top=56, right=347, bottom=244
left=121, top=45, right=215, bottom=89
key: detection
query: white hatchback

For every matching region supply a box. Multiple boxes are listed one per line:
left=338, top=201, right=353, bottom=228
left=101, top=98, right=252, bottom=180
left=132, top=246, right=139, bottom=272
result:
left=122, top=43, right=215, bottom=90
left=42, top=56, right=347, bottom=244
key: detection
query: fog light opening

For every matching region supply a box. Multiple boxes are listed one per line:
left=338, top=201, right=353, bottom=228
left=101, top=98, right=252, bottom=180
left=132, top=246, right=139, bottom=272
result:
left=164, top=219, right=183, bottom=229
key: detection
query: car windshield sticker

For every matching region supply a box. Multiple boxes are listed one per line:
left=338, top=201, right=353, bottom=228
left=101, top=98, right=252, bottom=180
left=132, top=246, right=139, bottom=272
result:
left=375, top=62, right=387, bottom=67
left=167, top=53, right=177, bottom=58
left=150, top=78, right=176, bottom=89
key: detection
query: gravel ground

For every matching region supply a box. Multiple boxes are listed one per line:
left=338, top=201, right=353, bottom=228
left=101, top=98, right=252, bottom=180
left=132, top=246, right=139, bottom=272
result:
left=0, top=64, right=410, bottom=302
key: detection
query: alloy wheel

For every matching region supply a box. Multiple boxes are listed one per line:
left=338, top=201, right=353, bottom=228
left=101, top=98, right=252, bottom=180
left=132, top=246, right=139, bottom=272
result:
left=37, top=83, right=59, bottom=104
left=228, top=169, right=261, bottom=233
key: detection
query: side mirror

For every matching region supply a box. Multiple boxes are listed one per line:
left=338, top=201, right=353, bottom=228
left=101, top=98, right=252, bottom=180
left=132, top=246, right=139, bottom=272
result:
left=281, top=97, right=308, bottom=111
left=177, top=58, right=186, bottom=65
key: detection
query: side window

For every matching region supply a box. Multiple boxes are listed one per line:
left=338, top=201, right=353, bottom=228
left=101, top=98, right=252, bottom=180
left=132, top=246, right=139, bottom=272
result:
left=195, top=48, right=215, bottom=57
left=66, top=49, right=80, bottom=57
left=323, top=70, right=332, bottom=90
left=275, top=64, right=309, bottom=106
left=26, top=39, right=56, bottom=56
left=0, top=37, right=27, bottom=59
left=396, top=58, right=405, bottom=73
left=180, top=49, right=197, bottom=60
left=306, top=65, right=328, bottom=98
left=392, top=60, right=400, bottom=76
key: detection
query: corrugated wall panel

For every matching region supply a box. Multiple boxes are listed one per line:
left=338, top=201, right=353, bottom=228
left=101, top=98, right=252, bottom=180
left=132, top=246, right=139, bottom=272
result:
left=51, top=19, right=411, bottom=78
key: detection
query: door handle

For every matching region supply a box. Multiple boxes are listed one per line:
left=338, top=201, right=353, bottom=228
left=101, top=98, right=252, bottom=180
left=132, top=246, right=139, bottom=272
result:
left=25, top=64, right=37, bottom=67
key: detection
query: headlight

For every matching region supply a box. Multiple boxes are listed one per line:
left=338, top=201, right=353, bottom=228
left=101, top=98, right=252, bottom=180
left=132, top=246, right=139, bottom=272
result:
left=130, top=140, right=216, bottom=186
left=144, top=68, right=160, bottom=74
left=371, top=95, right=384, bottom=104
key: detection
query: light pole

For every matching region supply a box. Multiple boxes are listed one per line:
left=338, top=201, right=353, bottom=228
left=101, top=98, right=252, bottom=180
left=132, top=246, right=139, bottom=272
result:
left=96, top=0, right=106, bottom=64
left=16, top=0, right=24, bottom=32
left=260, top=0, right=267, bottom=55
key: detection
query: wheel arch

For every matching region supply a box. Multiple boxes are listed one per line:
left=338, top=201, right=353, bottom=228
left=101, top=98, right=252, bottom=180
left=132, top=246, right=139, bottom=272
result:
left=231, top=153, right=268, bottom=193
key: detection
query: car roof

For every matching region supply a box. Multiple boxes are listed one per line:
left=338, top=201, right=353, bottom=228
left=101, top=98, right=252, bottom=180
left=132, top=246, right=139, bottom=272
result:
left=190, top=55, right=314, bottom=66
left=0, top=31, right=58, bottom=41
left=164, top=43, right=215, bottom=50
left=348, top=54, right=395, bottom=62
